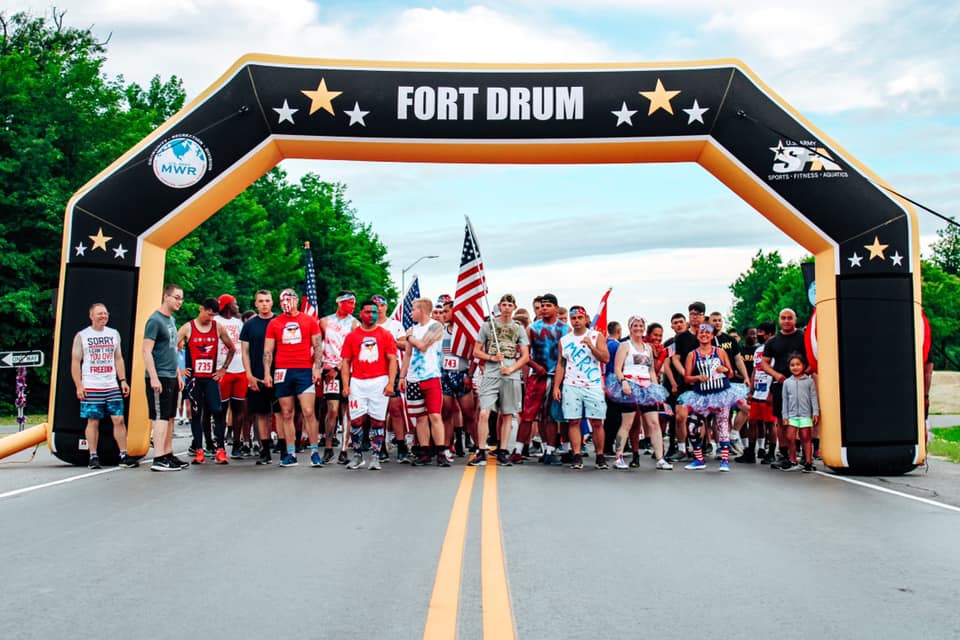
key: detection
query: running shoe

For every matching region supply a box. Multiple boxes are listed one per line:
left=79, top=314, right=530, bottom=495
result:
left=496, top=450, right=513, bottom=467
left=88, top=455, right=101, bottom=470
left=256, top=451, right=272, bottom=465
left=188, top=446, right=198, bottom=456
left=118, top=455, right=139, bottom=469
left=337, top=450, right=349, bottom=465
left=771, top=459, right=792, bottom=470
left=230, top=445, right=244, bottom=460
left=193, top=449, right=206, bottom=465
left=684, top=459, right=706, bottom=470
left=629, top=453, right=641, bottom=469
left=369, top=455, right=382, bottom=470
left=169, top=455, right=190, bottom=468
left=310, top=451, right=323, bottom=467
left=444, top=449, right=454, bottom=464
left=322, top=448, right=335, bottom=464
left=214, top=448, right=229, bottom=464
left=655, top=458, right=674, bottom=471
left=569, top=453, right=583, bottom=470
left=467, top=451, right=488, bottom=467
left=802, top=462, right=816, bottom=473
left=280, top=454, right=298, bottom=467
left=241, top=443, right=252, bottom=457
left=541, top=453, right=563, bottom=466
left=718, top=460, right=730, bottom=472
left=150, top=455, right=182, bottom=472
left=454, top=436, right=465, bottom=458
left=378, top=448, right=389, bottom=462
left=438, top=453, right=451, bottom=468
left=781, top=462, right=802, bottom=472
left=347, top=453, right=366, bottom=470
left=614, top=455, right=629, bottom=470
left=397, top=452, right=411, bottom=464
left=595, top=454, right=609, bottom=470
left=509, top=452, right=525, bottom=465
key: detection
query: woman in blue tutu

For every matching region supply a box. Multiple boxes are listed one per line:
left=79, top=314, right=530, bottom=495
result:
left=678, top=323, right=747, bottom=471
left=607, top=316, right=672, bottom=470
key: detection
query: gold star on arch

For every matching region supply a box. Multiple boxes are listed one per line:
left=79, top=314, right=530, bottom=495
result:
left=89, top=227, right=112, bottom=252
left=301, top=78, right=343, bottom=116
left=864, top=236, right=889, bottom=260
left=638, top=78, right=681, bottom=116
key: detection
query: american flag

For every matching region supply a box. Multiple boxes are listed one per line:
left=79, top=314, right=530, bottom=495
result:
left=391, top=276, right=421, bottom=330
left=449, top=216, right=487, bottom=359
left=592, top=287, right=612, bottom=335
left=302, top=242, right=319, bottom=318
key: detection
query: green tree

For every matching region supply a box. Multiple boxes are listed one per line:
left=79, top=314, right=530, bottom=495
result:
left=0, top=10, right=184, bottom=412
left=921, top=260, right=960, bottom=370
left=754, top=262, right=811, bottom=327
left=728, top=251, right=786, bottom=331
left=929, top=219, right=960, bottom=276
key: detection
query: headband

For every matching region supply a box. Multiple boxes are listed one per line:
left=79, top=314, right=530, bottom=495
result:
left=336, top=293, right=356, bottom=303
left=698, top=323, right=715, bottom=333
left=568, top=306, right=588, bottom=316
left=372, top=295, right=387, bottom=305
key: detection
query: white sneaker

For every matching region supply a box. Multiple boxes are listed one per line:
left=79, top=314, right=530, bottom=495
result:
left=656, top=458, right=673, bottom=470
left=614, top=455, right=629, bottom=469
left=347, top=453, right=366, bottom=470
left=444, top=449, right=454, bottom=463
left=368, top=456, right=381, bottom=471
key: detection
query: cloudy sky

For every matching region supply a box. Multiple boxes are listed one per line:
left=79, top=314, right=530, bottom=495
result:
left=8, top=0, right=959, bottom=327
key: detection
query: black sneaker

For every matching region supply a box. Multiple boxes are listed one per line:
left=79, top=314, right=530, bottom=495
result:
left=168, top=455, right=190, bottom=468
left=230, top=445, right=244, bottom=460
left=150, top=456, right=182, bottom=472
left=337, top=450, right=349, bottom=465
left=771, top=459, right=792, bottom=470
left=256, top=451, right=272, bottom=465
left=322, top=448, right=335, bottom=464
left=88, top=455, right=102, bottom=470
left=454, top=435, right=465, bottom=458
left=496, top=450, right=513, bottom=466
left=118, top=455, right=139, bottom=468
left=378, top=448, right=389, bottom=462
left=802, top=462, right=815, bottom=473
left=241, top=443, right=252, bottom=457
left=570, top=453, right=583, bottom=470
left=734, top=449, right=756, bottom=464
left=468, top=451, right=488, bottom=466
left=629, top=453, right=641, bottom=469
left=438, top=454, right=451, bottom=467
left=595, top=454, right=609, bottom=470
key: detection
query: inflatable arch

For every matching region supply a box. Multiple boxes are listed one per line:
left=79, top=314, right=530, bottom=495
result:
left=35, top=56, right=925, bottom=474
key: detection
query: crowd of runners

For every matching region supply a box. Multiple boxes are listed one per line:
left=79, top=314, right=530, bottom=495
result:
left=73, top=284, right=823, bottom=474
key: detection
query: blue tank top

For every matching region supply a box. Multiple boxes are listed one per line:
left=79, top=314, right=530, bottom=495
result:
left=693, top=347, right=730, bottom=393
left=529, top=319, right=568, bottom=375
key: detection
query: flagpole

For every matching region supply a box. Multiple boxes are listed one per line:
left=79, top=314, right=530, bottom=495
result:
left=465, top=215, right=501, bottom=354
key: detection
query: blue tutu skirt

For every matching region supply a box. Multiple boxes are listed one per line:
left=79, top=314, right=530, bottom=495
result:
left=678, top=383, right=748, bottom=414
left=605, top=373, right=669, bottom=408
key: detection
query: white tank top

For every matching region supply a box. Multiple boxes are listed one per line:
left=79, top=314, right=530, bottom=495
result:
left=78, top=326, right=121, bottom=390
left=622, top=340, right=653, bottom=381
left=323, top=313, right=356, bottom=368
left=216, top=316, right=245, bottom=373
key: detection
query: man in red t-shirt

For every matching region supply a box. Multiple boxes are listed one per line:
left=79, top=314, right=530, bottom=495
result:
left=263, top=288, right=323, bottom=468
left=340, top=299, right=398, bottom=470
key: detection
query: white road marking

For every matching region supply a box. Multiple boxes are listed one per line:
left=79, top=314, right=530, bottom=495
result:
left=816, top=471, right=960, bottom=514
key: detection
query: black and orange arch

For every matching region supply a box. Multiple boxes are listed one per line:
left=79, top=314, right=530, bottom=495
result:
left=36, top=55, right=924, bottom=474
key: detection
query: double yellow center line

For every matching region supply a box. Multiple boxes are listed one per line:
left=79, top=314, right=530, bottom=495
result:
left=423, top=463, right=516, bottom=640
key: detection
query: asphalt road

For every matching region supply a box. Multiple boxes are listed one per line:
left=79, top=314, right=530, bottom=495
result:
left=1, top=432, right=960, bottom=640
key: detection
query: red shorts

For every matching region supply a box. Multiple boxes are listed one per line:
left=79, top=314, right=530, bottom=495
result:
left=749, top=399, right=774, bottom=423
left=520, top=373, right=550, bottom=422
left=219, top=371, right=248, bottom=401
left=406, top=377, right=442, bottom=419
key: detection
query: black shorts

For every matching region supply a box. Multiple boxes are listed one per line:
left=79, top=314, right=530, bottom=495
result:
left=771, top=382, right=784, bottom=420
left=322, top=368, right=343, bottom=400
left=247, top=383, right=277, bottom=416
left=146, top=377, right=179, bottom=421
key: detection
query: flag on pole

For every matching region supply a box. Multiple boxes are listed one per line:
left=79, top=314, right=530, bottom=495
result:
left=450, top=216, right=488, bottom=359
left=592, top=287, right=612, bottom=334
left=390, top=275, right=421, bottom=330
left=302, top=241, right=319, bottom=318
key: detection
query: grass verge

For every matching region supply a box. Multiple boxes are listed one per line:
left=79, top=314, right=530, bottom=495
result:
left=930, top=426, right=960, bottom=463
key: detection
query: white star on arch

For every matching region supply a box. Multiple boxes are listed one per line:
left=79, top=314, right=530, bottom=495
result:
left=344, top=102, right=370, bottom=127
left=611, top=102, right=637, bottom=127
left=273, top=100, right=298, bottom=125
left=848, top=252, right=863, bottom=268
left=74, top=242, right=87, bottom=257
left=682, top=99, right=709, bottom=125
left=890, top=251, right=904, bottom=267
left=113, top=244, right=128, bottom=260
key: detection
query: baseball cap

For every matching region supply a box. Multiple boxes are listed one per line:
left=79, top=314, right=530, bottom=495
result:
left=218, top=294, right=236, bottom=312
left=499, top=293, right=516, bottom=305
left=541, top=293, right=558, bottom=305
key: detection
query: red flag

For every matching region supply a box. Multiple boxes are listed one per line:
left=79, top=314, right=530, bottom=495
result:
left=450, top=217, right=488, bottom=359
left=592, top=287, right=612, bottom=335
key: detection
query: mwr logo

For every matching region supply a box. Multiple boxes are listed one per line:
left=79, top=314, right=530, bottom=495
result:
left=767, top=139, right=848, bottom=182
left=150, top=134, right=212, bottom=188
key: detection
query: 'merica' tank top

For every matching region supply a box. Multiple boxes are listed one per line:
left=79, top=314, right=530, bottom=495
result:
left=323, top=314, right=355, bottom=369
left=187, top=320, right=219, bottom=378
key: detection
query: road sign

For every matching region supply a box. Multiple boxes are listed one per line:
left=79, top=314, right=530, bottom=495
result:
left=0, top=350, right=45, bottom=368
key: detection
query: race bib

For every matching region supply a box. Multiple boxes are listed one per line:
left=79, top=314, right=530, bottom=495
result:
left=443, top=356, right=460, bottom=371
left=324, top=378, right=341, bottom=394
left=274, top=369, right=287, bottom=383
left=194, top=359, right=214, bottom=375
left=752, top=379, right=769, bottom=400
left=634, top=364, right=650, bottom=380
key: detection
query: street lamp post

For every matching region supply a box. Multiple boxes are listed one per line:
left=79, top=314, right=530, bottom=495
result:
left=401, top=255, right=439, bottom=299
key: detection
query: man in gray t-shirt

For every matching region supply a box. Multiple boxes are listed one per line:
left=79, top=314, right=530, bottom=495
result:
left=143, top=284, right=187, bottom=471
left=469, top=294, right=529, bottom=467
